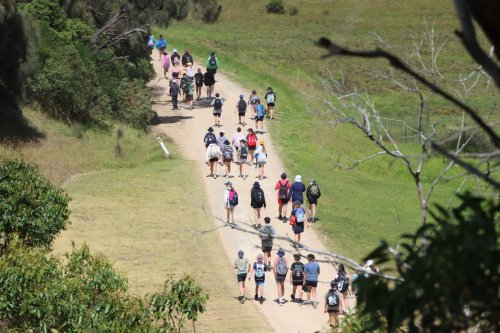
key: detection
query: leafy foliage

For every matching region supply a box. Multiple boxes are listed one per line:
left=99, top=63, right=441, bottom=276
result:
left=0, top=159, right=70, bottom=248
left=350, top=193, right=499, bottom=332
left=266, top=0, right=285, bottom=14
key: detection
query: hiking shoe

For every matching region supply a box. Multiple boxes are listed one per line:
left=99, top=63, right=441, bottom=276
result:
left=290, top=294, right=295, bottom=300
left=255, top=294, right=258, bottom=301
left=259, top=296, right=264, bottom=304
left=277, top=215, right=282, bottom=220
left=282, top=217, right=287, bottom=223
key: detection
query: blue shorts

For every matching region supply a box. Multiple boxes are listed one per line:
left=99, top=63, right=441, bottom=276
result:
left=256, top=281, right=265, bottom=286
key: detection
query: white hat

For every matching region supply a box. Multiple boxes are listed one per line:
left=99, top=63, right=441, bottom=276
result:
left=295, top=175, right=302, bottom=182
left=173, top=48, right=177, bottom=53
left=366, top=259, right=374, bottom=266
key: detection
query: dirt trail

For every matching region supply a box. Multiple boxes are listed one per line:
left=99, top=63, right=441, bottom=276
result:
left=150, top=57, right=353, bottom=333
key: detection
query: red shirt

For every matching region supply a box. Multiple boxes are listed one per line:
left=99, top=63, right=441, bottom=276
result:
left=274, top=179, right=291, bottom=198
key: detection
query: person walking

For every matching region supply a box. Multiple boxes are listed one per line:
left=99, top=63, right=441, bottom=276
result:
left=155, top=34, right=167, bottom=60
left=211, top=93, right=224, bottom=127
left=161, top=51, right=170, bottom=78
left=275, top=173, right=291, bottom=222
left=250, top=181, right=266, bottom=228
left=246, top=128, right=258, bottom=166
left=170, top=48, right=181, bottom=65
left=273, top=248, right=289, bottom=306
left=306, top=179, right=321, bottom=222
left=181, top=48, right=194, bottom=67
left=224, top=181, right=237, bottom=226
left=203, top=70, right=215, bottom=99
left=259, top=217, right=275, bottom=269
left=333, top=263, right=350, bottom=315
left=290, top=201, right=308, bottom=245
left=248, top=254, right=266, bottom=304
left=248, top=90, right=260, bottom=119
left=289, top=254, right=305, bottom=303
left=238, top=139, right=249, bottom=179
left=222, top=140, right=234, bottom=178
left=168, top=79, right=180, bottom=110
left=185, top=75, right=194, bottom=110
left=290, top=175, right=306, bottom=204
left=264, top=87, right=277, bottom=119
left=203, top=127, right=217, bottom=148
left=233, top=250, right=250, bottom=304
left=146, top=34, right=154, bottom=54
left=194, top=68, right=204, bottom=100
left=254, top=138, right=267, bottom=180
left=206, top=52, right=219, bottom=75
left=231, top=127, right=245, bottom=151
left=324, top=281, right=342, bottom=329
left=217, top=131, right=228, bottom=165
left=205, top=142, right=221, bottom=179
left=303, top=254, right=320, bottom=308
left=255, top=101, right=266, bottom=133
left=236, top=94, right=247, bottom=125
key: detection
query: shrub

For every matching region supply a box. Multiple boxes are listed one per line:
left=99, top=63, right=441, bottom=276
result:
left=0, top=159, right=70, bottom=248
left=266, top=0, right=285, bottom=14
left=115, top=79, right=153, bottom=130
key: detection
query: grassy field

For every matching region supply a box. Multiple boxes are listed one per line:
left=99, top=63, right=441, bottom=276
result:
left=162, top=0, right=498, bottom=261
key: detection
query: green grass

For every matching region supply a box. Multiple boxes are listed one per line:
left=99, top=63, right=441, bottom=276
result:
left=160, top=0, right=496, bottom=261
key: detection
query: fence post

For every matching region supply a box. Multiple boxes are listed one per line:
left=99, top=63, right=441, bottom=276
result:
left=157, top=137, right=170, bottom=158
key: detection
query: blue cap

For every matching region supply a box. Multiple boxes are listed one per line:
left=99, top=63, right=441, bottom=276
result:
left=240, top=94, right=244, bottom=99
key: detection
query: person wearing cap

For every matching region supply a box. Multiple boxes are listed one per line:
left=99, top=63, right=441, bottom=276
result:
left=248, top=253, right=266, bottom=304
left=250, top=181, right=266, bottom=228
left=289, top=253, right=305, bottom=303
left=290, top=175, right=306, bottom=204
left=170, top=48, right=181, bottom=65
left=254, top=138, right=267, bottom=180
left=168, top=79, right=180, bottom=110
left=236, top=94, right=247, bottom=125
left=306, top=179, right=321, bottom=223
left=273, top=248, right=289, bottom=305
left=203, top=70, right=215, bottom=99
left=254, top=100, right=266, bottom=133
left=248, top=90, right=260, bottom=120
left=206, top=51, right=219, bottom=75
left=259, top=217, right=275, bottom=268
left=194, top=68, right=204, bottom=100
left=275, top=173, right=291, bottom=222
left=155, top=34, right=167, bottom=61
left=304, top=254, right=320, bottom=308
left=224, top=181, right=237, bottom=226
left=204, top=127, right=217, bottom=148
left=245, top=128, right=258, bottom=166
left=264, top=87, right=277, bottom=119
left=324, top=280, right=342, bottom=328
left=290, top=201, right=309, bottom=244
left=205, top=141, right=222, bottom=179
left=211, top=93, right=224, bottom=127
left=181, top=48, right=194, bottom=67
left=238, top=139, right=248, bottom=179
left=233, top=250, right=250, bottom=303
left=222, top=140, right=234, bottom=178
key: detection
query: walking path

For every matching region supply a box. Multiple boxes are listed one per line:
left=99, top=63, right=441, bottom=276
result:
left=151, top=58, right=353, bottom=333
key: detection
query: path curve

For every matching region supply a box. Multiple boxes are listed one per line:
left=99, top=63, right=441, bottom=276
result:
left=150, top=57, right=352, bottom=333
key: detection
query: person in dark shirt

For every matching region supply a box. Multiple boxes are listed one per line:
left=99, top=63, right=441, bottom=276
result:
left=289, top=175, right=306, bottom=204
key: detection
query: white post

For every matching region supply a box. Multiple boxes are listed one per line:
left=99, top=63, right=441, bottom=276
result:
left=157, top=137, right=170, bottom=158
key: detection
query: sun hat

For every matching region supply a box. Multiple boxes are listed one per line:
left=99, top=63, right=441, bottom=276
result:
left=240, top=94, right=244, bottom=99
left=259, top=138, right=265, bottom=144
left=207, top=127, right=214, bottom=132
left=187, top=62, right=192, bottom=66
left=257, top=253, right=264, bottom=261
left=295, top=175, right=302, bottom=182
left=238, top=250, right=244, bottom=258
left=277, top=248, right=285, bottom=257
left=224, top=181, right=232, bottom=186
left=253, top=181, right=260, bottom=187
left=366, top=259, right=374, bottom=266
left=224, top=139, right=230, bottom=145
left=173, top=48, right=177, bottom=52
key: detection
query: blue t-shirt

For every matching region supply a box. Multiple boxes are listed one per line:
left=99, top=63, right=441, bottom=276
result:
left=256, top=104, right=265, bottom=117
left=304, top=261, right=320, bottom=282
left=290, top=182, right=306, bottom=203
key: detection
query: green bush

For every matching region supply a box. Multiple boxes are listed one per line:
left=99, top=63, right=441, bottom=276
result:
left=0, top=160, right=70, bottom=248
left=266, top=0, right=285, bottom=14
left=116, top=79, right=153, bottom=130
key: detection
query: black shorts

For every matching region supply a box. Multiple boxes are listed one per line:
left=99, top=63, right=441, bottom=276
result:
left=262, top=246, right=272, bottom=253
left=275, top=274, right=286, bottom=283
left=248, top=146, right=256, bottom=151
left=267, top=102, right=275, bottom=107
left=159, top=47, right=166, bottom=52
left=237, top=273, right=247, bottom=282
left=207, top=67, right=217, bottom=74
left=255, top=116, right=264, bottom=121
left=196, top=83, right=203, bottom=87
left=213, top=113, right=221, bottom=117
left=327, top=309, right=339, bottom=314
left=209, top=158, right=218, bottom=162
left=238, top=112, right=246, bottom=116
left=308, top=198, right=318, bottom=205
left=305, top=280, right=318, bottom=288
left=292, top=281, right=303, bottom=286
left=223, top=159, right=232, bottom=163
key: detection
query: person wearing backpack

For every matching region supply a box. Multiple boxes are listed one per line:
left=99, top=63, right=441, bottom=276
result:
left=333, top=263, right=350, bottom=315
left=161, top=51, right=170, bottom=78
left=250, top=181, right=266, bottom=228
left=170, top=48, right=181, bottom=65
left=304, top=254, right=320, bottom=309
left=246, top=128, right=258, bottom=166
left=289, top=254, right=305, bottom=303
left=206, top=52, right=219, bottom=75
left=264, top=87, right=277, bottom=119
left=168, top=79, right=180, bottom=110
left=185, top=76, right=194, bottom=110
left=211, top=93, right=224, bottom=127
left=146, top=34, right=154, bottom=54
left=204, top=127, right=217, bottom=148
left=235, top=94, right=247, bottom=125
left=259, top=217, right=275, bottom=269
left=306, top=179, right=322, bottom=223
left=238, top=139, right=248, bottom=179
left=205, top=142, right=221, bottom=179
left=203, top=70, right=215, bottom=99
left=290, top=201, right=309, bottom=245
left=194, top=68, right=204, bottom=100
left=155, top=34, right=167, bottom=61
left=254, top=138, right=267, bottom=180
left=217, top=131, right=228, bottom=165
left=222, top=140, right=234, bottom=178
left=248, top=253, right=266, bottom=304
left=290, top=175, right=306, bottom=204
left=224, top=181, right=237, bottom=226
left=181, top=48, right=194, bottom=67
left=324, top=281, right=342, bottom=328
left=233, top=250, right=249, bottom=304
left=273, top=248, right=289, bottom=306
left=255, top=101, right=266, bottom=134
left=248, top=90, right=260, bottom=120
left=274, top=173, right=291, bottom=222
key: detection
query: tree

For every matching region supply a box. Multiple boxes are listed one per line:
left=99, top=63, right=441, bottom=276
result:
left=0, top=159, right=70, bottom=249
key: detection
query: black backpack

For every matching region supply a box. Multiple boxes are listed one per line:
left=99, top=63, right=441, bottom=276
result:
left=327, top=289, right=340, bottom=311
left=209, top=55, right=216, bottom=66
left=238, top=99, right=247, bottom=112
left=213, top=98, right=222, bottom=109
left=336, top=273, right=350, bottom=293
left=278, top=181, right=289, bottom=200
left=205, top=133, right=217, bottom=146
left=292, top=262, right=304, bottom=282
left=195, top=74, right=203, bottom=86
left=252, top=188, right=265, bottom=206
left=239, top=146, right=248, bottom=159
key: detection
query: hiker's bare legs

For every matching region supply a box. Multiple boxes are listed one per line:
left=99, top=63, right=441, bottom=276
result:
left=254, top=208, right=262, bottom=226
left=309, top=203, right=317, bottom=221
left=224, top=161, right=231, bottom=177
left=238, top=280, right=245, bottom=297
left=226, top=207, right=234, bottom=223
left=259, top=164, right=265, bottom=179
left=210, top=161, right=217, bottom=176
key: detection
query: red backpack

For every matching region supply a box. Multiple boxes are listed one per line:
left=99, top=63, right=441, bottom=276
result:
left=247, top=134, right=257, bottom=148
